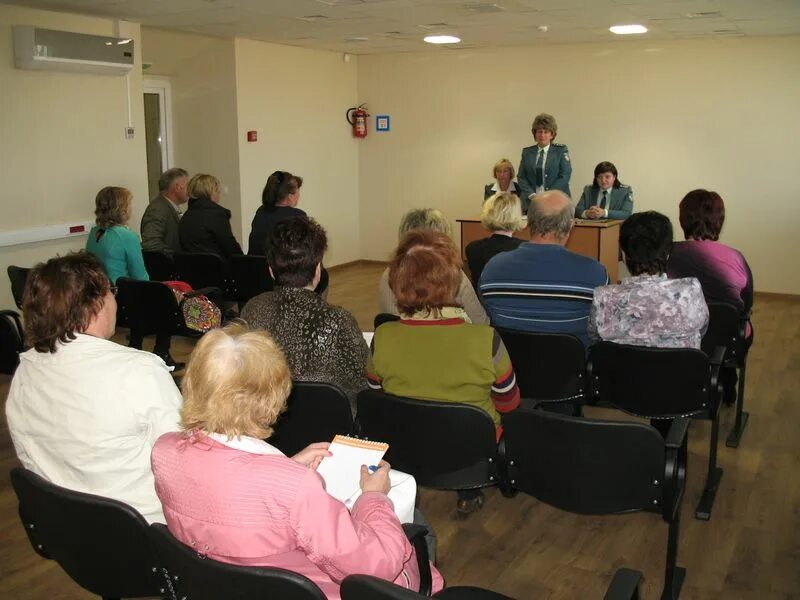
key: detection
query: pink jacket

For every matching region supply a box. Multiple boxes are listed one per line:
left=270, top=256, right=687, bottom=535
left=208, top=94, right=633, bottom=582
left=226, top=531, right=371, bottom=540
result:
left=151, top=432, right=443, bottom=599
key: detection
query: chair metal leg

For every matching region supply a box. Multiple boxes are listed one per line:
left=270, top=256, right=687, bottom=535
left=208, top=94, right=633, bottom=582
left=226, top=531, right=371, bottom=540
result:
left=695, top=412, right=723, bottom=520
left=726, top=364, right=749, bottom=448
left=661, top=517, right=686, bottom=600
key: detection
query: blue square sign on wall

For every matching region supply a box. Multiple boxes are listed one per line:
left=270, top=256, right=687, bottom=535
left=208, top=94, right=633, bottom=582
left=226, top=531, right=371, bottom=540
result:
left=376, top=115, right=390, bottom=132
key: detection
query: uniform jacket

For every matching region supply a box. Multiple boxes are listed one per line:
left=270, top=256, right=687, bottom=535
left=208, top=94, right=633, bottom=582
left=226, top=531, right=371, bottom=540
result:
left=179, top=196, right=243, bottom=259
left=141, top=195, right=182, bottom=254
left=483, top=181, right=522, bottom=201
left=575, top=185, right=633, bottom=221
left=517, top=143, right=572, bottom=211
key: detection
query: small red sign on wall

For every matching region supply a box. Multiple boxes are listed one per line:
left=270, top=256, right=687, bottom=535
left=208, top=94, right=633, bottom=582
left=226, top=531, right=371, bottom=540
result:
left=247, top=130, right=258, bottom=142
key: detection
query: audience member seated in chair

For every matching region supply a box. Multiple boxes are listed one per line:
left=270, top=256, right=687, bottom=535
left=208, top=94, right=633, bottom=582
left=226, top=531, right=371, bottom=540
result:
left=5, top=252, right=182, bottom=524
left=667, top=189, right=754, bottom=402
left=465, top=192, right=524, bottom=287
left=150, top=323, right=443, bottom=600
left=479, top=191, right=608, bottom=347
left=378, top=208, right=488, bottom=325
left=141, top=167, right=190, bottom=255
left=241, top=216, right=367, bottom=415
left=367, top=230, right=520, bottom=517
left=85, top=185, right=180, bottom=367
left=589, top=211, right=708, bottom=349
left=179, top=173, right=243, bottom=260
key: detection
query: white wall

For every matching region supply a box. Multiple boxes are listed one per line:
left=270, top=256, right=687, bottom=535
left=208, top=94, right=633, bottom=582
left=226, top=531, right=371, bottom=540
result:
left=358, top=37, right=800, bottom=294
left=0, top=4, right=148, bottom=310
left=141, top=28, right=243, bottom=239
left=234, top=38, right=360, bottom=265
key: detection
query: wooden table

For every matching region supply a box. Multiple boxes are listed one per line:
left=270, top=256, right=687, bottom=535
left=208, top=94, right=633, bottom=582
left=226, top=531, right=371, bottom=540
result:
left=457, top=217, right=622, bottom=282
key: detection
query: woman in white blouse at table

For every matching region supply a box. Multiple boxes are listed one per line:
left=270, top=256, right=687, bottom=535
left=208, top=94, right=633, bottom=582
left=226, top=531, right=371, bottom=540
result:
left=483, top=158, right=522, bottom=201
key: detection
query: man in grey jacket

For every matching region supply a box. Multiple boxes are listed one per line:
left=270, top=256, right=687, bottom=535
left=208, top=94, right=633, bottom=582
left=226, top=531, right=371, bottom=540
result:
left=141, top=168, right=189, bottom=254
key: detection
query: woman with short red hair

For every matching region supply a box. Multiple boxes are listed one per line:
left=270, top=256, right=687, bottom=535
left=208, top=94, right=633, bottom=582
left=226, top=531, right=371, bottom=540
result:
left=366, top=230, right=520, bottom=517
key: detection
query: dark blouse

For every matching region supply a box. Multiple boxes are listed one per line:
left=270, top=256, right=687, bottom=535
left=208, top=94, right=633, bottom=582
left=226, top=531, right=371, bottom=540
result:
left=247, top=205, right=306, bottom=256
left=465, top=234, right=525, bottom=287
left=240, top=287, right=368, bottom=414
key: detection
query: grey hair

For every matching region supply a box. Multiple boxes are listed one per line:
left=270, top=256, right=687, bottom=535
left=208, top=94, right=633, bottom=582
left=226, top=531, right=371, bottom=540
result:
left=158, top=168, right=189, bottom=192
left=397, top=208, right=452, bottom=237
left=528, top=191, right=574, bottom=238
left=531, top=113, right=558, bottom=138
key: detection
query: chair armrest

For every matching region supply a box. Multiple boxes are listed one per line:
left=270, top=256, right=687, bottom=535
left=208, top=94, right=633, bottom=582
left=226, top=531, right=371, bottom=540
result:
left=664, top=417, right=690, bottom=449
left=402, top=523, right=432, bottom=596
left=709, top=345, right=726, bottom=367
left=603, top=568, right=643, bottom=600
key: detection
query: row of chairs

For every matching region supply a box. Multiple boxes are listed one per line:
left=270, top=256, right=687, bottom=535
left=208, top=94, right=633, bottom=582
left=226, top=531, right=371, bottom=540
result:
left=265, top=382, right=686, bottom=600
left=10, top=465, right=644, bottom=599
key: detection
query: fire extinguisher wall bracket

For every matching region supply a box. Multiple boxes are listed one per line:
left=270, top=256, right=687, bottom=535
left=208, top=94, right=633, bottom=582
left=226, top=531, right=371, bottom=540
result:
left=346, top=104, right=369, bottom=138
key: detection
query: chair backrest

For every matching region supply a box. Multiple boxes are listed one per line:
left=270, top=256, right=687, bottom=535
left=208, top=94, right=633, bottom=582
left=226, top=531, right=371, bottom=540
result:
left=149, top=523, right=326, bottom=600
left=173, top=252, right=235, bottom=295
left=10, top=468, right=160, bottom=598
left=229, top=254, right=274, bottom=304
left=142, top=251, right=178, bottom=282
left=357, top=390, right=500, bottom=489
left=502, top=408, right=665, bottom=515
left=117, top=277, right=184, bottom=336
left=701, top=301, right=746, bottom=365
left=0, top=309, right=24, bottom=375
left=588, top=341, right=711, bottom=418
left=268, top=382, right=355, bottom=456
left=374, top=313, right=400, bottom=330
left=341, top=575, right=515, bottom=600
left=7, top=265, right=31, bottom=310
left=496, top=328, right=586, bottom=403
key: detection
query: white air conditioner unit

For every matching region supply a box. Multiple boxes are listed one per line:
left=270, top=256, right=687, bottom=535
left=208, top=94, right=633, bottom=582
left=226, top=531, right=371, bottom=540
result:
left=13, top=25, right=134, bottom=76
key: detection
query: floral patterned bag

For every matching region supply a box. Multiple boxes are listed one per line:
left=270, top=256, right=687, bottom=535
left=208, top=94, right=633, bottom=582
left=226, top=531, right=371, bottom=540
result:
left=164, top=281, right=221, bottom=333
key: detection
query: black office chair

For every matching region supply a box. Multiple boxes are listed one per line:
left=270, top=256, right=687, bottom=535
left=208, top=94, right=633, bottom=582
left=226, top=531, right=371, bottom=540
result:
left=229, top=254, right=274, bottom=307
left=116, top=278, right=215, bottom=345
left=173, top=252, right=237, bottom=298
left=496, top=329, right=586, bottom=412
left=374, top=313, right=401, bottom=330
left=149, top=523, right=326, bottom=600
left=587, top=341, right=724, bottom=521
left=7, top=265, right=31, bottom=310
left=701, top=302, right=752, bottom=448
left=142, top=250, right=179, bottom=282
left=357, top=390, right=502, bottom=492
left=501, top=407, right=687, bottom=600
left=0, top=309, right=24, bottom=375
left=10, top=468, right=161, bottom=600
left=268, top=381, right=355, bottom=456
left=341, top=568, right=644, bottom=600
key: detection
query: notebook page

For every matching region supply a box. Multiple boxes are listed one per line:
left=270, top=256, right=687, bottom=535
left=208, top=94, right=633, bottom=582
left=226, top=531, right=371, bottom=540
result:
left=317, top=435, right=388, bottom=502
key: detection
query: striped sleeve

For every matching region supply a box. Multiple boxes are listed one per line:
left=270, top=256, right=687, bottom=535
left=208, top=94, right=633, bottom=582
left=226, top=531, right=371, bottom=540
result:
left=490, top=330, right=520, bottom=414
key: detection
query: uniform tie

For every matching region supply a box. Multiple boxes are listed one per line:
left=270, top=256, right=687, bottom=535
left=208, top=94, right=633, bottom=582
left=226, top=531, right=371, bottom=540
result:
left=535, top=148, right=545, bottom=187
left=599, top=190, right=608, bottom=209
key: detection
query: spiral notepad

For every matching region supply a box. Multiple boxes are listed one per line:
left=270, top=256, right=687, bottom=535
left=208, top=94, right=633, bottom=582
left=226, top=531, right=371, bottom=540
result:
left=317, top=435, right=389, bottom=502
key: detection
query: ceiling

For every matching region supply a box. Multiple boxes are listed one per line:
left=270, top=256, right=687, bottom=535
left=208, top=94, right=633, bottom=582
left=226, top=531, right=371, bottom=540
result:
left=5, top=0, right=800, bottom=54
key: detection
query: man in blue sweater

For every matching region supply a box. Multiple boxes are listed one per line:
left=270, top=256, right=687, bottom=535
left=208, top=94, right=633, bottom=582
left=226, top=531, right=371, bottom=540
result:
left=479, top=190, right=608, bottom=347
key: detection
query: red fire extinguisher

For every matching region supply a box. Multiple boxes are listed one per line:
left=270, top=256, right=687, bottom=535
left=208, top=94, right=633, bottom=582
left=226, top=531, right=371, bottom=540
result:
left=346, top=104, right=369, bottom=138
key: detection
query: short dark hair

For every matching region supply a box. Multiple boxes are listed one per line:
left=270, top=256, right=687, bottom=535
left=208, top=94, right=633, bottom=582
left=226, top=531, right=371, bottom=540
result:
left=262, top=171, right=303, bottom=209
left=620, top=211, right=673, bottom=276
left=158, top=168, right=188, bottom=192
left=389, top=230, right=462, bottom=317
left=266, top=216, right=327, bottom=287
left=679, top=189, right=725, bottom=241
left=23, top=252, right=110, bottom=353
left=591, top=161, right=622, bottom=189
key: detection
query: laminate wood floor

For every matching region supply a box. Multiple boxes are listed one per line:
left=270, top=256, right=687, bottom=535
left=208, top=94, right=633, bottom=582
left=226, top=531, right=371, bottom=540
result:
left=1, top=261, right=798, bottom=599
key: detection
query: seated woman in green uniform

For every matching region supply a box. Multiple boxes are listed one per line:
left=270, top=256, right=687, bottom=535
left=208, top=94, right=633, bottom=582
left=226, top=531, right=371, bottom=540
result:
left=575, top=161, right=633, bottom=221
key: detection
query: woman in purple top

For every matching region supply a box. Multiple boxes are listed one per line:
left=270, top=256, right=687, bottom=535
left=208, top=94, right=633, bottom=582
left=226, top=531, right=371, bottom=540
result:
left=667, top=189, right=754, bottom=319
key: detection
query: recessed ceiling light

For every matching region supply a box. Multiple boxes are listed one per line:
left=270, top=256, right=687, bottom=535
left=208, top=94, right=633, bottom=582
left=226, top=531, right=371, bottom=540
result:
left=609, top=24, right=648, bottom=35
left=423, top=34, right=461, bottom=44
